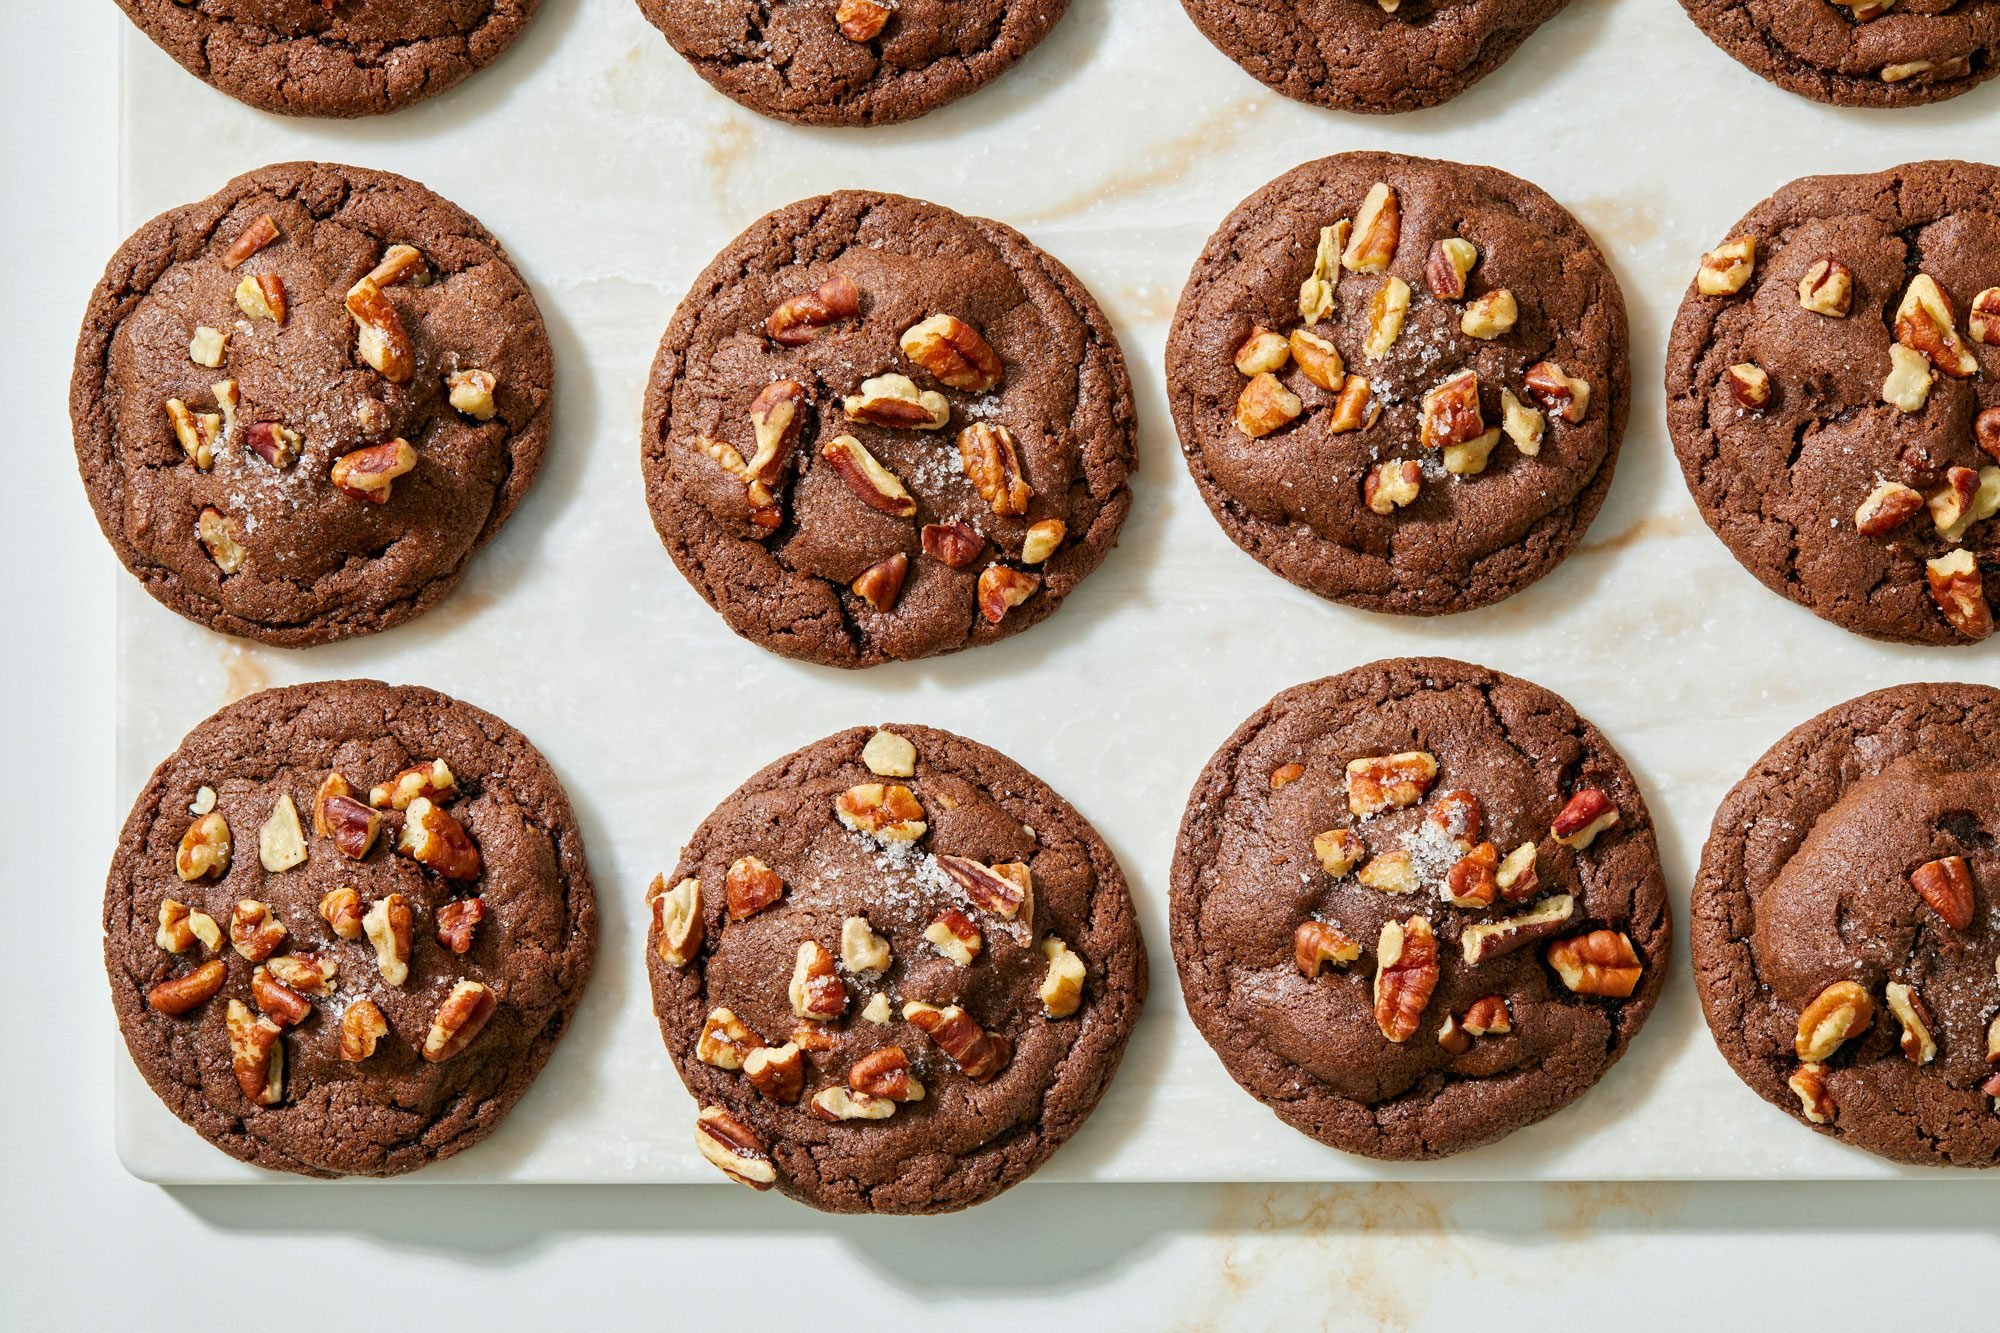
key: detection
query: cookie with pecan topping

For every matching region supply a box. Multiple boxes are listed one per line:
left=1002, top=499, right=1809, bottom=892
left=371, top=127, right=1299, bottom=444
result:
left=1180, top=0, right=1575, bottom=114
left=116, top=0, right=543, bottom=118
left=1665, top=160, right=2000, bottom=646
left=641, top=190, right=1137, bottom=667
left=1170, top=657, right=1669, bottom=1161
left=70, top=162, right=553, bottom=646
left=1167, top=152, right=1630, bottom=617
left=105, top=680, right=596, bottom=1178
left=635, top=0, right=1070, bottom=126
left=1678, top=0, right=1999, bottom=107
left=1692, top=682, right=2000, bottom=1168
left=648, top=724, right=1145, bottom=1212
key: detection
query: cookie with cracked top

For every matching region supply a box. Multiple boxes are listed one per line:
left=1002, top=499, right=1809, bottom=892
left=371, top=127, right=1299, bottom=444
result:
left=635, top=0, right=1069, bottom=126
left=1170, top=657, right=1669, bottom=1161
left=1167, top=152, right=1630, bottom=616
left=1180, top=0, right=1574, bottom=114
left=70, top=161, right=553, bottom=648
left=105, top=680, right=596, bottom=1178
left=648, top=723, right=1145, bottom=1212
left=641, top=190, right=1136, bottom=668
left=1665, top=160, right=2000, bottom=647
left=1679, top=0, right=1999, bottom=107
left=116, top=0, right=543, bottom=118
left=1691, top=682, right=2000, bottom=1168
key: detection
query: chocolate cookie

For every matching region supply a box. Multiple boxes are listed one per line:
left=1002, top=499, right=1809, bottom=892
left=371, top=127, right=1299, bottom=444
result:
left=1180, top=0, right=1573, bottom=114
left=636, top=0, right=1069, bottom=126
left=647, top=724, right=1145, bottom=1212
left=116, top=0, right=542, bottom=118
left=1170, top=658, right=1669, bottom=1161
left=71, top=162, right=553, bottom=647
left=105, top=680, right=596, bottom=1178
left=1665, top=160, right=2000, bottom=647
left=1679, top=0, right=1999, bottom=108
left=1167, top=153, right=1630, bottom=616
left=1691, top=683, right=2000, bottom=1169
left=642, top=190, right=1136, bottom=668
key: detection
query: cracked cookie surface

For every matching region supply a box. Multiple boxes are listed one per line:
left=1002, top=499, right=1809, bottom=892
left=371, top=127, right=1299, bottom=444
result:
left=70, top=161, right=553, bottom=647
left=636, top=0, right=1069, bottom=125
left=1180, top=0, right=1572, bottom=114
left=1170, top=657, right=1669, bottom=1161
left=116, top=0, right=540, bottom=118
left=641, top=190, right=1136, bottom=668
left=1679, top=0, right=1999, bottom=107
left=1665, top=160, right=2000, bottom=647
left=105, top=680, right=596, bottom=1178
left=647, top=724, right=1145, bottom=1212
left=1691, top=683, right=2000, bottom=1168
left=1167, top=152, right=1629, bottom=616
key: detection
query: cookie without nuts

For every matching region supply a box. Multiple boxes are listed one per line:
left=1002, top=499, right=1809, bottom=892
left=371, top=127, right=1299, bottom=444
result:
left=1170, top=657, right=1670, bottom=1161
left=104, top=680, right=596, bottom=1178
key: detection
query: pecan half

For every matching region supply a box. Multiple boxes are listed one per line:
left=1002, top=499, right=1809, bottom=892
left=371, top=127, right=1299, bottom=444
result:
left=821, top=435, right=916, bottom=516
left=959, top=422, right=1032, bottom=514
left=903, top=1001, right=1012, bottom=1082
left=767, top=273, right=860, bottom=345
left=147, top=959, right=227, bottom=1016
left=1373, top=916, right=1439, bottom=1043
left=843, top=374, right=949, bottom=430
left=1909, top=855, right=1974, bottom=930
left=423, top=981, right=498, bottom=1063
left=694, top=1106, right=776, bottom=1189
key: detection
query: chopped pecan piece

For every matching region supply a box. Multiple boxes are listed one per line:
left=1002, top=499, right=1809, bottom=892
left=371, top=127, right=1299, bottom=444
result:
left=1341, top=183, right=1400, bottom=273
left=422, top=981, right=497, bottom=1062
left=1363, top=460, right=1420, bottom=515
left=744, top=1042, right=805, bottom=1103
left=1798, top=259, right=1853, bottom=317
left=697, top=1007, right=764, bottom=1070
left=339, top=999, right=389, bottom=1061
left=1925, top=550, right=1992, bottom=641
left=834, top=783, right=926, bottom=843
left=196, top=508, right=246, bottom=575
left=250, top=966, right=312, bottom=1028
left=1697, top=235, right=1756, bottom=296
left=1356, top=850, right=1419, bottom=895
left=1547, top=930, right=1642, bottom=997
left=976, top=564, right=1039, bottom=623
left=221, top=214, right=280, bottom=269
left=936, top=854, right=1031, bottom=919
left=1461, top=996, right=1512, bottom=1036
left=1795, top=980, right=1873, bottom=1062
left=821, top=434, right=916, bottom=517
left=446, top=368, right=497, bottom=421
left=331, top=438, right=417, bottom=504
left=836, top=0, right=895, bottom=40
left=1345, top=752, right=1440, bottom=815
left=1040, top=936, right=1087, bottom=1017
left=901, top=314, right=1003, bottom=391
left=1295, top=921, right=1360, bottom=978
left=1522, top=361, right=1590, bottom=424
left=344, top=277, right=412, bottom=383
left=648, top=875, right=704, bottom=966
left=921, top=521, right=983, bottom=568
left=362, top=893, right=413, bottom=987
left=1854, top=481, right=1925, bottom=537
left=1443, top=842, right=1500, bottom=909
left=1551, top=789, right=1619, bottom=849
left=840, top=915, right=892, bottom=975
left=851, top=552, right=909, bottom=613
left=725, top=856, right=785, bottom=920
left=1884, top=982, right=1937, bottom=1064
left=861, top=729, right=916, bottom=777
left=228, top=899, right=287, bottom=962
left=1461, top=894, right=1573, bottom=965
left=435, top=897, right=486, bottom=955
left=1788, top=1063, right=1835, bottom=1124
left=225, top=999, right=285, bottom=1106
left=1426, top=237, right=1477, bottom=300
left=397, top=796, right=481, bottom=880
left=1313, top=829, right=1365, bottom=877
left=1234, top=326, right=1291, bottom=376
left=1909, top=855, right=1974, bottom=930
left=1289, top=327, right=1344, bottom=391
left=850, top=1046, right=926, bottom=1102
left=789, top=940, right=848, bottom=1020
left=1895, top=274, right=1978, bottom=378
left=843, top=373, right=949, bottom=430
left=318, top=886, right=364, bottom=940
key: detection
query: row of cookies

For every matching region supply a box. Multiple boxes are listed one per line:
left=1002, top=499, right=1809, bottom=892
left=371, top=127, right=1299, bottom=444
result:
left=69, top=155, right=2000, bottom=654
left=109, top=666, right=1999, bottom=1205
left=121, top=1, right=2000, bottom=120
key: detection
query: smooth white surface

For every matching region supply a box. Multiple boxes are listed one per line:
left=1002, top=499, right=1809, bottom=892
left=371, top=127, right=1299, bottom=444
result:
left=4, top=3, right=1993, bottom=1328
left=113, top=0, right=1997, bottom=1186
